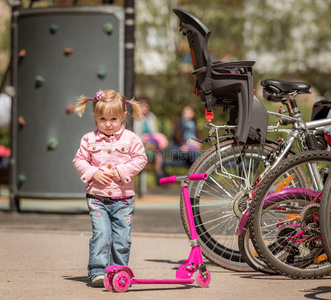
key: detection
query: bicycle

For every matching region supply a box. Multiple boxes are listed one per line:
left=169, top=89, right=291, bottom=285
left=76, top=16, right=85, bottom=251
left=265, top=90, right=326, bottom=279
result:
left=248, top=150, right=331, bottom=279
left=173, top=7, right=331, bottom=272
left=319, top=173, right=331, bottom=264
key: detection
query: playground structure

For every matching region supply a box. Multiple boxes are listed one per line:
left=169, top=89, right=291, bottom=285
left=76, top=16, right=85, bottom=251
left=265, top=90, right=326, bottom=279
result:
left=2, top=1, right=135, bottom=211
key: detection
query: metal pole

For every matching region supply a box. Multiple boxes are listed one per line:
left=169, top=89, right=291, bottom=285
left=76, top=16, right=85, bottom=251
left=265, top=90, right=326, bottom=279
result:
left=9, top=6, right=20, bottom=211
left=124, top=0, right=135, bottom=131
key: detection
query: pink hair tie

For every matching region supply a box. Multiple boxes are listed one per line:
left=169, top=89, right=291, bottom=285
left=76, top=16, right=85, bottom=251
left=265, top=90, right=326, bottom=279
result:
left=126, top=100, right=130, bottom=104
left=89, top=97, right=94, bottom=101
left=96, top=89, right=105, bottom=101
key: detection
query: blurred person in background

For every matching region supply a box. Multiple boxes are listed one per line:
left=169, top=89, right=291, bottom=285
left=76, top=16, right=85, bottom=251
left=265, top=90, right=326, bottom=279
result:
left=0, top=93, right=11, bottom=130
left=162, top=105, right=201, bottom=176
left=134, top=97, right=168, bottom=182
left=0, top=93, right=11, bottom=184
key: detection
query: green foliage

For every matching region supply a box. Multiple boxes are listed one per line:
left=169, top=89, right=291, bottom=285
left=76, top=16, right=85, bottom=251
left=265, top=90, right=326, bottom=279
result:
left=0, top=0, right=10, bottom=85
left=181, top=0, right=246, bottom=60
left=244, top=0, right=331, bottom=96
left=135, top=0, right=246, bottom=123
left=0, top=129, right=10, bottom=148
left=135, top=0, right=331, bottom=129
left=0, top=18, right=10, bottom=54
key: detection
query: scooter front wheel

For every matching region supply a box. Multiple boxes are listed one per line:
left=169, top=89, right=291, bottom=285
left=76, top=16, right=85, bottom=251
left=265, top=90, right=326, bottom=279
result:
left=104, top=272, right=114, bottom=291
left=112, top=271, right=131, bottom=292
left=196, top=269, right=211, bottom=288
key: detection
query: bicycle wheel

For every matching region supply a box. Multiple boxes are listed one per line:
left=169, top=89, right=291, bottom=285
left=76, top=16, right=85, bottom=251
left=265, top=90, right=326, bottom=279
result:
left=319, top=175, right=331, bottom=263
left=180, top=139, right=305, bottom=271
left=249, top=150, right=331, bottom=279
left=238, top=225, right=277, bottom=275
left=237, top=185, right=323, bottom=275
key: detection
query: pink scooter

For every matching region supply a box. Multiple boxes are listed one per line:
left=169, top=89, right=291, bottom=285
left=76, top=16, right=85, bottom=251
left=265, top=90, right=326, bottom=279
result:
left=104, top=173, right=211, bottom=292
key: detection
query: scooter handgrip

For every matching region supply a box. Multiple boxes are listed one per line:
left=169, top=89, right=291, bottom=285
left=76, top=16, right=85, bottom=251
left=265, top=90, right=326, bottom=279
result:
left=159, top=176, right=177, bottom=185
left=189, top=173, right=208, bottom=181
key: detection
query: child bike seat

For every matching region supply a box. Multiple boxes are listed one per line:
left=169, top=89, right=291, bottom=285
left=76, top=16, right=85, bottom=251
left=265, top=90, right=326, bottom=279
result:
left=173, top=8, right=268, bottom=144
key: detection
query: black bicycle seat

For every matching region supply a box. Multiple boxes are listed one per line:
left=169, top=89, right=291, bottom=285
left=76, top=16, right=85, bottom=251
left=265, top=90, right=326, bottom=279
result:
left=261, top=79, right=311, bottom=94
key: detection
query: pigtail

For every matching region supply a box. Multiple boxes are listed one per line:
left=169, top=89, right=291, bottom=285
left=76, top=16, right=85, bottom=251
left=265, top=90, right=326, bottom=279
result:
left=127, top=99, right=144, bottom=120
left=75, top=95, right=92, bottom=117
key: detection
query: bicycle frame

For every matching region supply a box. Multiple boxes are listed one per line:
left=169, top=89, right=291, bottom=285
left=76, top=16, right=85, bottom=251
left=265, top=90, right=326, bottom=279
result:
left=250, top=188, right=323, bottom=266
left=237, top=188, right=320, bottom=236
left=202, top=102, right=331, bottom=195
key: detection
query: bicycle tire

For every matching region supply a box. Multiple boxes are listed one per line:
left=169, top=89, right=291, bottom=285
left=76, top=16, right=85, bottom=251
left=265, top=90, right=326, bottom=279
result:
left=238, top=187, right=322, bottom=275
left=319, top=175, right=331, bottom=263
left=238, top=225, right=277, bottom=275
left=180, top=139, right=304, bottom=271
left=249, top=150, right=331, bottom=279
left=237, top=185, right=322, bottom=275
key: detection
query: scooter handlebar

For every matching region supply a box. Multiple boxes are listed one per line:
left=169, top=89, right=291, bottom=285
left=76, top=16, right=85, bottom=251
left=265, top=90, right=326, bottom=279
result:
left=159, top=173, right=208, bottom=185
left=188, top=173, right=208, bottom=181
left=159, top=176, right=177, bottom=185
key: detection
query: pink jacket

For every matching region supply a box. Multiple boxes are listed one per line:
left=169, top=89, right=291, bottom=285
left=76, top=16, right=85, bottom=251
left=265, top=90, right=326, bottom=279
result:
left=73, top=126, right=147, bottom=198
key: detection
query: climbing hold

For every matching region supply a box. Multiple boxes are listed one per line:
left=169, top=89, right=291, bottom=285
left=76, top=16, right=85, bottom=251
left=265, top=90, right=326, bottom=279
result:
left=97, top=70, right=107, bottom=80
left=103, top=22, right=113, bottom=35
left=47, top=137, right=59, bottom=150
left=18, top=49, right=26, bottom=58
left=18, top=116, right=26, bottom=126
left=35, top=75, right=46, bottom=87
left=64, top=48, right=74, bottom=56
left=18, top=174, right=27, bottom=184
left=49, top=24, right=59, bottom=34
left=66, top=104, right=75, bottom=114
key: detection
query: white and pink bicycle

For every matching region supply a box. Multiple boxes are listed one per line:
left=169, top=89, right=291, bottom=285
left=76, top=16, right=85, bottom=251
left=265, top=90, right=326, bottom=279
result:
left=103, top=173, right=211, bottom=293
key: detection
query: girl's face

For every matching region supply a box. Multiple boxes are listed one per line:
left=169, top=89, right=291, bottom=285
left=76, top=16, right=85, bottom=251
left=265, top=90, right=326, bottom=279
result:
left=95, top=112, right=126, bottom=136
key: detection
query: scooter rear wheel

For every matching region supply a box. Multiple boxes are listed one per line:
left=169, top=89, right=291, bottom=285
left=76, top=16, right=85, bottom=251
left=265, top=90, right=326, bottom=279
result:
left=196, top=269, right=211, bottom=287
left=112, top=271, right=131, bottom=292
left=103, top=272, right=114, bottom=291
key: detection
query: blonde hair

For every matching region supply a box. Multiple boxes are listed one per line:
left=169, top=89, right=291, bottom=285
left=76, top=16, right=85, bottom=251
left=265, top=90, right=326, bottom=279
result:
left=74, top=89, right=144, bottom=121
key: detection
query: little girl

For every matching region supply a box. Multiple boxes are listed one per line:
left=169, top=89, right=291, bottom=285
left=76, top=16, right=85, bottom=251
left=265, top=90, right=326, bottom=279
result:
left=73, top=89, right=147, bottom=285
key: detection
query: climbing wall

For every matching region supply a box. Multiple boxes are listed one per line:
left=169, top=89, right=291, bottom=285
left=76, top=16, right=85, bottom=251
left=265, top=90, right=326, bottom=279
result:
left=12, top=6, right=125, bottom=199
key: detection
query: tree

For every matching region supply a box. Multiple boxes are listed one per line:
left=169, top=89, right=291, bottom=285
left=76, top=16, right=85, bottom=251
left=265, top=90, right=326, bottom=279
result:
left=135, top=0, right=247, bottom=130
left=244, top=0, right=331, bottom=97
left=0, top=0, right=11, bottom=85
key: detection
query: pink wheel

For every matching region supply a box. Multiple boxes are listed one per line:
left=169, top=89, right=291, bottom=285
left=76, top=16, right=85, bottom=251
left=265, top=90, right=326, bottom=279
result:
left=112, top=271, right=131, bottom=292
left=196, top=269, right=211, bottom=288
left=103, top=272, right=114, bottom=291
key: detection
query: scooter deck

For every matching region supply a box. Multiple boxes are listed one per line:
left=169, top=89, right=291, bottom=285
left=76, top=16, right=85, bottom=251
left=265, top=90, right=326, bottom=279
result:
left=131, top=278, right=195, bottom=285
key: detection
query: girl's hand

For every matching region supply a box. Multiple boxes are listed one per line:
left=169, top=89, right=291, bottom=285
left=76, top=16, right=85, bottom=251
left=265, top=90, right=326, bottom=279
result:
left=93, top=170, right=112, bottom=186
left=109, top=169, right=122, bottom=182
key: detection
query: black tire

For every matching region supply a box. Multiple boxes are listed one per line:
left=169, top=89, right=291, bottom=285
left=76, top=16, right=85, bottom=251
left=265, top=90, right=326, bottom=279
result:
left=319, top=175, right=331, bottom=263
left=238, top=226, right=277, bottom=275
left=249, top=150, right=331, bottom=279
left=180, top=140, right=303, bottom=271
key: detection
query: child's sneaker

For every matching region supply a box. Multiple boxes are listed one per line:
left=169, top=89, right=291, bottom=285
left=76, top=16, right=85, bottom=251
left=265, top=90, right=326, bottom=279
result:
left=91, top=274, right=105, bottom=285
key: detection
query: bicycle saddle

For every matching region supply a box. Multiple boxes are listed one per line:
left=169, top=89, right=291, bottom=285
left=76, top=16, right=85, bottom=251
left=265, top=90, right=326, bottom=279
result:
left=261, top=79, right=311, bottom=102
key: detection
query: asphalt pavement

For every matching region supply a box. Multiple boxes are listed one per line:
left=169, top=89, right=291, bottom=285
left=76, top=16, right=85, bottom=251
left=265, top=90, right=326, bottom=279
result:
left=1, top=188, right=331, bottom=300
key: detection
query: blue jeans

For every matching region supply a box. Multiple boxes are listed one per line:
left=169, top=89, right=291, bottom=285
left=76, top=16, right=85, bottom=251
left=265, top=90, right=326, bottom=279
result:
left=86, top=195, right=134, bottom=279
